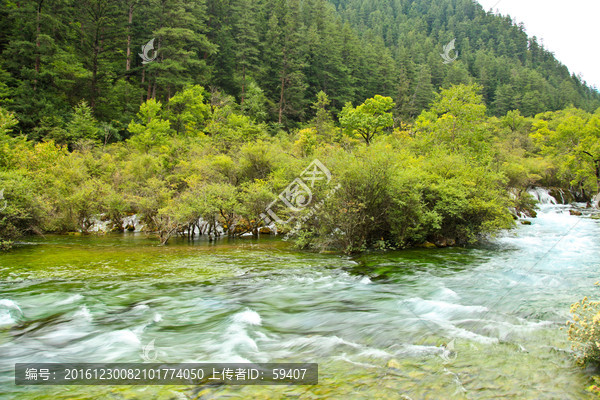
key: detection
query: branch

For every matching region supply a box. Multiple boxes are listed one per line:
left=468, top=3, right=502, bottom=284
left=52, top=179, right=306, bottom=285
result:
left=582, top=150, right=593, bottom=158
left=582, top=151, right=598, bottom=161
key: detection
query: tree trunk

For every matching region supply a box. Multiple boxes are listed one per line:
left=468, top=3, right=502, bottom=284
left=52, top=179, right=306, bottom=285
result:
left=34, top=0, right=44, bottom=91
left=126, top=3, right=134, bottom=71
left=140, top=68, right=145, bottom=103
left=278, top=75, right=285, bottom=124
left=240, top=65, right=246, bottom=105
left=146, top=76, right=152, bottom=101
left=90, top=23, right=100, bottom=109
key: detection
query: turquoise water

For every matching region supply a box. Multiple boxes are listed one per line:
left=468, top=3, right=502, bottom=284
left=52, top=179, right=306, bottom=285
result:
left=0, top=204, right=598, bottom=399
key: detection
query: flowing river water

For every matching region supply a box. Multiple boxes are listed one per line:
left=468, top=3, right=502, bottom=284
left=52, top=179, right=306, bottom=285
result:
left=1, top=196, right=599, bottom=399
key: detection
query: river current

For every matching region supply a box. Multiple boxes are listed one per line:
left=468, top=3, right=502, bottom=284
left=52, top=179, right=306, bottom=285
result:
left=0, top=193, right=599, bottom=399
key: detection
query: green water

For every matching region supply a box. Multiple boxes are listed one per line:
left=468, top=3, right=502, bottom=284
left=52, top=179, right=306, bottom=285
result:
left=0, top=205, right=599, bottom=399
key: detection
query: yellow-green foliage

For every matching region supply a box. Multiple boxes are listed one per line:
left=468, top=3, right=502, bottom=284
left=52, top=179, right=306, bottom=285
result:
left=567, top=290, right=600, bottom=398
left=0, top=84, right=597, bottom=250
left=530, top=107, right=600, bottom=192
left=567, top=293, right=600, bottom=366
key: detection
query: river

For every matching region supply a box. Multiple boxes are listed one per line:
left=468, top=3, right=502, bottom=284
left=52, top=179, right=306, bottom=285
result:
left=0, top=194, right=599, bottom=399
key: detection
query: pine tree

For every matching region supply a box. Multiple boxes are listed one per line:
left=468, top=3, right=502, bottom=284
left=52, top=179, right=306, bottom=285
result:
left=262, top=0, right=308, bottom=124
left=408, top=65, right=435, bottom=117
left=77, top=0, right=123, bottom=110
left=232, top=0, right=261, bottom=105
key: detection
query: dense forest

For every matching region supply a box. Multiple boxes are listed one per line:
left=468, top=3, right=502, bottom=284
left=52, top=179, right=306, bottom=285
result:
left=1, top=0, right=600, bottom=252
left=1, top=0, right=599, bottom=136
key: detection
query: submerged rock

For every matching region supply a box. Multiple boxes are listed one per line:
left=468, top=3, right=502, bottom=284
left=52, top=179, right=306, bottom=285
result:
left=520, top=220, right=532, bottom=225
left=435, top=237, right=448, bottom=247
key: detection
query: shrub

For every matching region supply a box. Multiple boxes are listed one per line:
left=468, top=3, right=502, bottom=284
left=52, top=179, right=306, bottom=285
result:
left=567, top=295, right=600, bottom=366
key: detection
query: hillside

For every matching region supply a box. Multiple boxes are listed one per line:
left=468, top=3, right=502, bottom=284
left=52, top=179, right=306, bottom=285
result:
left=330, top=0, right=600, bottom=115
left=0, top=0, right=598, bottom=138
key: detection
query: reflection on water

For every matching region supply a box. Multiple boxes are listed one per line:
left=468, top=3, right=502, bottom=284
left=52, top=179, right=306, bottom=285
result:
left=0, top=205, right=599, bottom=398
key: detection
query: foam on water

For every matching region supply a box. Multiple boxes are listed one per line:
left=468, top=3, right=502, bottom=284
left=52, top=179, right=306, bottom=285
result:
left=233, top=309, right=262, bottom=326
left=357, top=347, right=393, bottom=358
left=132, top=304, right=150, bottom=312
left=432, top=287, right=460, bottom=300
left=401, top=298, right=488, bottom=319
left=199, top=309, right=265, bottom=363
left=104, top=329, right=141, bottom=346
left=394, top=344, right=443, bottom=357
left=0, top=299, right=21, bottom=310
left=443, top=324, right=499, bottom=344
left=0, top=311, right=15, bottom=326
left=0, top=299, right=23, bottom=327
left=73, top=305, right=92, bottom=322
left=277, top=334, right=393, bottom=363
left=56, top=294, right=83, bottom=306
left=281, top=335, right=361, bottom=350
left=334, top=355, right=379, bottom=368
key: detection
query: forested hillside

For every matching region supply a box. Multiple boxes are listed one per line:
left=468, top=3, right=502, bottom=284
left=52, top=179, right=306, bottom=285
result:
left=330, top=0, right=600, bottom=115
left=0, top=0, right=598, bottom=139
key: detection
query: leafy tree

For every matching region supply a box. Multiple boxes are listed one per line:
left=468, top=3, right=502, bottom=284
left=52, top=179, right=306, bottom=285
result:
left=166, top=85, right=210, bottom=135
left=127, top=99, right=171, bottom=152
left=0, top=170, right=44, bottom=246
left=339, top=95, right=394, bottom=145
left=415, top=84, right=489, bottom=154
left=239, top=180, right=276, bottom=236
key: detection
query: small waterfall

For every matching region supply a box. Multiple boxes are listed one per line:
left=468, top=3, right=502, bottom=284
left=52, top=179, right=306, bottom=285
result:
left=122, top=214, right=144, bottom=232
left=527, top=187, right=558, bottom=205
left=592, top=193, right=600, bottom=208
left=85, top=214, right=145, bottom=233
left=554, top=188, right=565, bottom=204
left=86, top=214, right=111, bottom=233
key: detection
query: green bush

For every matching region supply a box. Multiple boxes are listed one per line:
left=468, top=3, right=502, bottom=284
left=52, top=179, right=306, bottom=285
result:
left=294, top=142, right=513, bottom=253
left=0, top=170, right=44, bottom=241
